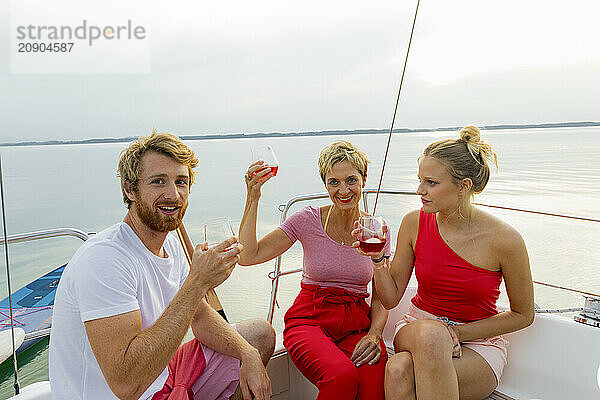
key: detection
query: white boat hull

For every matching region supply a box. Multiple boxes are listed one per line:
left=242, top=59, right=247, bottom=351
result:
left=0, top=328, right=25, bottom=364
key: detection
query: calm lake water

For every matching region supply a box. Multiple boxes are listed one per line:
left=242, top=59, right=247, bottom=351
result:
left=0, top=127, right=599, bottom=397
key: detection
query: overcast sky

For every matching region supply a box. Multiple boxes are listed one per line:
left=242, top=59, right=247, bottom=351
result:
left=1, top=0, right=599, bottom=143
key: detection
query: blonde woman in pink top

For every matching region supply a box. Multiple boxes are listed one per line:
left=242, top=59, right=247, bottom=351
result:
left=239, top=141, right=390, bottom=400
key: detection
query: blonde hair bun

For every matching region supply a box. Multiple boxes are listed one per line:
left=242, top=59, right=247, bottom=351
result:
left=422, top=125, right=497, bottom=194
left=459, top=125, right=481, bottom=143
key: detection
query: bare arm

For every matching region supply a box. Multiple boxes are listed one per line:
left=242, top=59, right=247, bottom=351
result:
left=452, top=229, right=535, bottom=342
left=191, top=300, right=271, bottom=400
left=85, top=239, right=240, bottom=400
left=368, top=288, right=389, bottom=339
left=190, top=299, right=260, bottom=363
left=350, top=283, right=389, bottom=366
left=372, top=211, right=418, bottom=309
left=238, top=161, right=294, bottom=265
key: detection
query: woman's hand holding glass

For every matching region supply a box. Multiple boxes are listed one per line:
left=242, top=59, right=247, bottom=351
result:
left=351, top=216, right=388, bottom=260
left=244, top=161, right=275, bottom=200
left=251, top=145, right=279, bottom=176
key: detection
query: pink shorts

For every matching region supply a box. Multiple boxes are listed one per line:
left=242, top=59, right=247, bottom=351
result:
left=394, top=304, right=508, bottom=383
left=190, top=342, right=241, bottom=400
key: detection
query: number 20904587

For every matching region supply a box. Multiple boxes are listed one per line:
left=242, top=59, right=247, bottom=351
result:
left=18, top=42, right=74, bottom=53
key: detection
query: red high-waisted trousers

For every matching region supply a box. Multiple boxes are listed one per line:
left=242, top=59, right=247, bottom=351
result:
left=283, top=283, right=387, bottom=400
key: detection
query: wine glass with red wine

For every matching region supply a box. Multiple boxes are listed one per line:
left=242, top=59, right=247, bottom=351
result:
left=251, top=145, right=279, bottom=177
left=358, top=216, right=386, bottom=254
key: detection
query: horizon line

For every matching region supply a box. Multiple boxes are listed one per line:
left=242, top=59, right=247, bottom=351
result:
left=1, top=120, right=598, bottom=148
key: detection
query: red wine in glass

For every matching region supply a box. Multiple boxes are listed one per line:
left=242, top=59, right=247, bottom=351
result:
left=358, top=216, right=386, bottom=254
left=251, top=145, right=279, bottom=179
left=359, top=237, right=386, bottom=253
left=255, top=165, right=278, bottom=177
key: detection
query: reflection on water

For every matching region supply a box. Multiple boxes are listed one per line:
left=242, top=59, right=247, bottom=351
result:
left=0, top=127, right=598, bottom=396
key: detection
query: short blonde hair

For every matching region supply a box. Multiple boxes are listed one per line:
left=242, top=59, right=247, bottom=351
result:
left=117, top=130, right=198, bottom=208
left=318, top=140, right=370, bottom=183
left=422, top=125, right=498, bottom=194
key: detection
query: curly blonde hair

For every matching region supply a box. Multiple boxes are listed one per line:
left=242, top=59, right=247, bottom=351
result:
left=117, top=130, right=198, bottom=208
left=422, top=126, right=498, bottom=194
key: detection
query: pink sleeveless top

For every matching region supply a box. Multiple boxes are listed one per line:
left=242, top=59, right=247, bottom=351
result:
left=411, top=210, right=502, bottom=323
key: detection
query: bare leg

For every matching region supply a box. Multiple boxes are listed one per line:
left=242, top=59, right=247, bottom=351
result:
left=453, top=347, right=497, bottom=400
left=229, top=319, right=275, bottom=400
left=393, top=320, right=459, bottom=399
left=235, top=318, right=276, bottom=365
left=385, top=351, right=416, bottom=400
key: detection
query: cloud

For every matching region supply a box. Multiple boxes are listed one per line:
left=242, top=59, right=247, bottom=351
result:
left=1, top=0, right=599, bottom=142
left=396, top=59, right=600, bottom=128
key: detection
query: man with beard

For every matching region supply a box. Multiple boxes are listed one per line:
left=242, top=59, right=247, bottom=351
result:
left=49, top=132, right=274, bottom=400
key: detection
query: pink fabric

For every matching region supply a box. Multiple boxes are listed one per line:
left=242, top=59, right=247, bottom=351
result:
left=279, top=206, right=390, bottom=294
left=190, top=343, right=240, bottom=400
left=412, top=209, right=502, bottom=323
left=151, top=340, right=240, bottom=400
left=152, top=339, right=206, bottom=400
left=394, top=304, right=508, bottom=383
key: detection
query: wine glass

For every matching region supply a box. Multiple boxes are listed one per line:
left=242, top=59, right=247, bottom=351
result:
left=357, top=216, right=386, bottom=254
left=203, top=218, right=235, bottom=249
left=251, top=145, right=279, bottom=177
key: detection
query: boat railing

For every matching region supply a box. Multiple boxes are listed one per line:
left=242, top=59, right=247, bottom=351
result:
left=0, top=227, right=90, bottom=246
left=266, top=188, right=600, bottom=323
left=267, top=188, right=416, bottom=322
left=0, top=228, right=89, bottom=343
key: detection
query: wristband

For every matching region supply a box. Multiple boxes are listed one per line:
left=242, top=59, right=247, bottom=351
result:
left=371, top=254, right=390, bottom=264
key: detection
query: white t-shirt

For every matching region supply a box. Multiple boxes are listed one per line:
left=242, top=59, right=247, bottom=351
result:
left=49, top=222, right=189, bottom=400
